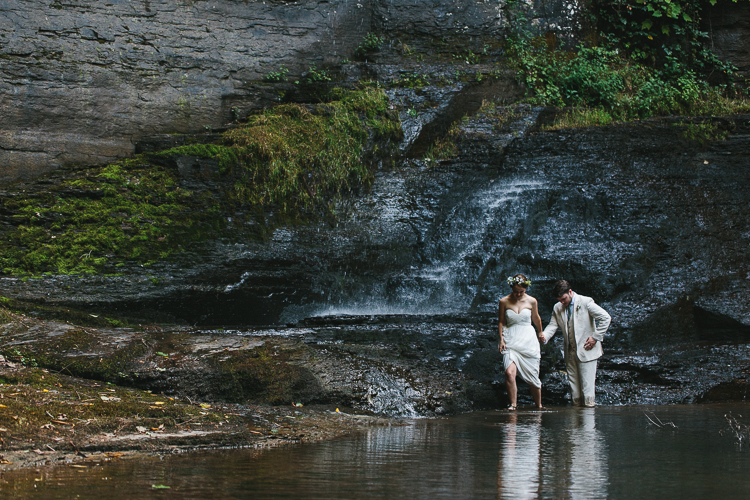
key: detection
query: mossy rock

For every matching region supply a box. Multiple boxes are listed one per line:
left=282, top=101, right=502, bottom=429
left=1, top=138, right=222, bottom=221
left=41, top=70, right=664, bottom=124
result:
left=215, top=345, right=322, bottom=405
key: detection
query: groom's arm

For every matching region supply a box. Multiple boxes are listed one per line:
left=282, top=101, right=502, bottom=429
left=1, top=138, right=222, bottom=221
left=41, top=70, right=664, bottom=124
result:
left=586, top=300, right=611, bottom=342
left=541, top=312, right=559, bottom=344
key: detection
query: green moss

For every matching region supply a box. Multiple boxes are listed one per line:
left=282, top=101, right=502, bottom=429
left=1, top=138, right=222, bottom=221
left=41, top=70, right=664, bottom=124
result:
left=542, top=108, right=614, bottom=130
left=4, top=341, right=147, bottom=384
left=216, top=345, right=314, bottom=405
left=0, top=159, right=212, bottom=275
left=153, top=143, right=240, bottom=174
left=222, top=87, right=401, bottom=213
left=0, top=88, right=401, bottom=276
left=48, top=328, right=98, bottom=351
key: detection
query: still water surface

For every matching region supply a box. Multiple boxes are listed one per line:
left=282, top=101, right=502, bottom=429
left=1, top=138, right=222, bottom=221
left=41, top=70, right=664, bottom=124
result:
left=3, top=404, right=749, bottom=499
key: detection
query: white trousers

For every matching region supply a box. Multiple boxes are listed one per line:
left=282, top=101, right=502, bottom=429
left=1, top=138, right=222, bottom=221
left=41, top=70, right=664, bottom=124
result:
left=566, top=345, right=598, bottom=407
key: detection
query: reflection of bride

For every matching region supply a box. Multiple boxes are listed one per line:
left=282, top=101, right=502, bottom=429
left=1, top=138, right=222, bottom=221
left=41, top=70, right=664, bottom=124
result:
left=496, top=413, right=541, bottom=500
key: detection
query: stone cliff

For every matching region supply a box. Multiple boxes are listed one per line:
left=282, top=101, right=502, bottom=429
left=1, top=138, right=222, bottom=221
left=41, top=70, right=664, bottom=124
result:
left=0, top=0, right=373, bottom=183
left=1, top=0, right=588, bottom=183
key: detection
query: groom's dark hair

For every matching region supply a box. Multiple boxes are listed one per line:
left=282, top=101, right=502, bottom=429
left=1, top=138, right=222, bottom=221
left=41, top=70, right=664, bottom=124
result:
left=553, top=280, right=572, bottom=298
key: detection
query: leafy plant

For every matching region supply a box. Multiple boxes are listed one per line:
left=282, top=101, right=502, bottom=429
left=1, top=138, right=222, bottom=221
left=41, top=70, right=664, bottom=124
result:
left=679, top=120, right=729, bottom=144
left=264, top=66, right=289, bottom=82
left=424, top=122, right=460, bottom=163
left=510, top=37, right=749, bottom=122
left=452, top=49, right=480, bottom=65
left=591, top=0, right=743, bottom=79
left=502, top=0, right=749, bottom=125
left=356, top=33, right=385, bottom=57
left=391, top=72, right=430, bottom=88
left=304, top=63, right=331, bottom=83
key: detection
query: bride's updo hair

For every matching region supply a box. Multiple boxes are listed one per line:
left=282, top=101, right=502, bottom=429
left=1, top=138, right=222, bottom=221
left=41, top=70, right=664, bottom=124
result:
left=507, top=273, right=531, bottom=289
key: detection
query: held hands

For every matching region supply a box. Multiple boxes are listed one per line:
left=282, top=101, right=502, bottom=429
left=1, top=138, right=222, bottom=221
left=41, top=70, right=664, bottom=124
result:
left=537, top=332, right=546, bottom=344
left=584, top=336, right=597, bottom=350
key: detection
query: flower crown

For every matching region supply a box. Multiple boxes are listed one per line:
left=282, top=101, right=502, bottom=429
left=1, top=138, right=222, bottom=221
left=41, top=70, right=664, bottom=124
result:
left=507, top=275, right=531, bottom=287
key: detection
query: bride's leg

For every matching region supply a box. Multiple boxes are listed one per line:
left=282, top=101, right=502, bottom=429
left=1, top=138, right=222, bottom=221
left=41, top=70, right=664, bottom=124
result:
left=530, top=384, right=543, bottom=409
left=505, top=362, right=518, bottom=408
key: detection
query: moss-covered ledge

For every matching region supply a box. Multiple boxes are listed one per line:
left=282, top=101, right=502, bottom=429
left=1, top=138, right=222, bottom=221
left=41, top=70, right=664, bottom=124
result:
left=0, top=88, right=402, bottom=277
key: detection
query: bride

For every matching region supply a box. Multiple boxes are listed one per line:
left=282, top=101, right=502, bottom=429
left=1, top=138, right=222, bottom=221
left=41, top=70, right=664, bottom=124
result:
left=498, top=273, right=544, bottom=410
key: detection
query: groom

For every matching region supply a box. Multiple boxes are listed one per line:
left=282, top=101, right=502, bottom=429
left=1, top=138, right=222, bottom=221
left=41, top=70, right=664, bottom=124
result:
left=540, top=280, right=611, bottom=407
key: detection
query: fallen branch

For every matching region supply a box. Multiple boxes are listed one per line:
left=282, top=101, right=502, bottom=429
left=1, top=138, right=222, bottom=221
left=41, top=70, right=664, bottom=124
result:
left=644, top=411, right=677, bottom=429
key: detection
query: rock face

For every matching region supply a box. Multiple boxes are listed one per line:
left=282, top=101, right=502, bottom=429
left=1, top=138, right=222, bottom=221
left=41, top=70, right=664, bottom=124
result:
left=703, top=0, right=750, bottom=79
left=2, top=93, right=749, bottom=410
left=0, top=0, right=375, bottom=182
left=0, top=0, right=745, bottom=182
left=1, top=1, right=750, bottom=412
left=0, top=0, right=587, bottom=183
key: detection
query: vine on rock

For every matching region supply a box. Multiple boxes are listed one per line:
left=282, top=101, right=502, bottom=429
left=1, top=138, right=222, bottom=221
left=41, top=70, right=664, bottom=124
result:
left=591, top=0, right=743, bottom=79
left=504, top=0, right=749, bottom=123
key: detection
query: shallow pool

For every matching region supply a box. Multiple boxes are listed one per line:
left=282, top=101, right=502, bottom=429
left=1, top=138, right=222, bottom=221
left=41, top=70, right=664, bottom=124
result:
left=2, top=404, right=749, bottom=499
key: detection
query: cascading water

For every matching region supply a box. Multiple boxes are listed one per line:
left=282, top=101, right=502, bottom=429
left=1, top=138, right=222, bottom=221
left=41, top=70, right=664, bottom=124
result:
left=308, top=176, right=549, bottom=317
left=292, top=104, right=548, bottom=321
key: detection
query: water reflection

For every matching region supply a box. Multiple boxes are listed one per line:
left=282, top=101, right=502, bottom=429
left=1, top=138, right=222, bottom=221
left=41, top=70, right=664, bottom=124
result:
left=497, top=413, right=542, bottom=499
left=497, top=410, right=608, bottom=500
left=3, top=405, right=750, bottom=499
left=567, top=410, right=608, bottom=500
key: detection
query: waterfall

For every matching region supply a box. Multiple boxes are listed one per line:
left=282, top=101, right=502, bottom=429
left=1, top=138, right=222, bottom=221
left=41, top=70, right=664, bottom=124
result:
left=308, top=175, right=549, bottom=318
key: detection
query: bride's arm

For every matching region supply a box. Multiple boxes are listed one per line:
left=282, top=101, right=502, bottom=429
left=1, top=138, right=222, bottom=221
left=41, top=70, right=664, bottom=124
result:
left=498, top=299, right=507, bottom=352
left=531, top=299, right=544, bottom=342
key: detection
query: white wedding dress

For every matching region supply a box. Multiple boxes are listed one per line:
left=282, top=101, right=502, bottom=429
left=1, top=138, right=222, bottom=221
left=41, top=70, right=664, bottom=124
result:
left=503, top=309, right=542, bottom=388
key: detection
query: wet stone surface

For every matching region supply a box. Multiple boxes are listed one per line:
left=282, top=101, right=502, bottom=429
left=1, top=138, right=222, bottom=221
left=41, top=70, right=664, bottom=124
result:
left=2, top=310, right=750, bottom=421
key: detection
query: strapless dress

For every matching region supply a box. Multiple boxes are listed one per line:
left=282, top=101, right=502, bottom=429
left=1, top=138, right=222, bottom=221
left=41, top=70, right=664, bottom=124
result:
left=502, top=308, right=541, bottom=388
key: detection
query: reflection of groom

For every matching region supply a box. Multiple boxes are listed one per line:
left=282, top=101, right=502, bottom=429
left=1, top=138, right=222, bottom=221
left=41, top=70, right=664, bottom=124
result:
left=540, top=280, right=611, bottom=407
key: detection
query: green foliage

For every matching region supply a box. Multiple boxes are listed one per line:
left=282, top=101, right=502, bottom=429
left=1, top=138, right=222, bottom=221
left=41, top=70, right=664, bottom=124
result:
left=154, top=144, right=239, bottom=173
left=452, top=49, right=481, bottom=65
left=304, top=63, right=331, bottom=83
left=424, top=122, right=460, bottom=163
left=424, top=137, right=457, bottom=163
left=355, top=33, right=385, bottom=58
left=0, top=89, right=401, bottom=276
left=391, top=72, right=430, bottom=88
left=223, top=88, right=401, bottom=212
left=679, top=120, right=729, bottom=144
left=542, top=108, right=614, bottom=130
left=591, top=0, right=743, bottom=78
left=0, top=162, right=210, bottom=275
left=502, top=0, right=749, bottom=128
left=511, top=39, right=749, bottom=122
left=264, top=65, right=289, bottom=82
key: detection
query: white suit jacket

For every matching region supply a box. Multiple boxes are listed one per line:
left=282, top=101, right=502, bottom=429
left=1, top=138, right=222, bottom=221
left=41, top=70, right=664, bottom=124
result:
left=541, top=294, right=611, bottom=362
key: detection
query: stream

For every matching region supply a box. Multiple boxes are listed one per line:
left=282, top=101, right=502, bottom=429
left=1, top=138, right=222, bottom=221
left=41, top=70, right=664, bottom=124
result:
left=3, top=404, right=749, bottom=499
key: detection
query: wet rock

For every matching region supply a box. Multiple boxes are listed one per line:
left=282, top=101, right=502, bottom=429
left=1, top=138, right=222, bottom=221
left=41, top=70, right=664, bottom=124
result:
left=702, top=0, right=750, bottom=79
